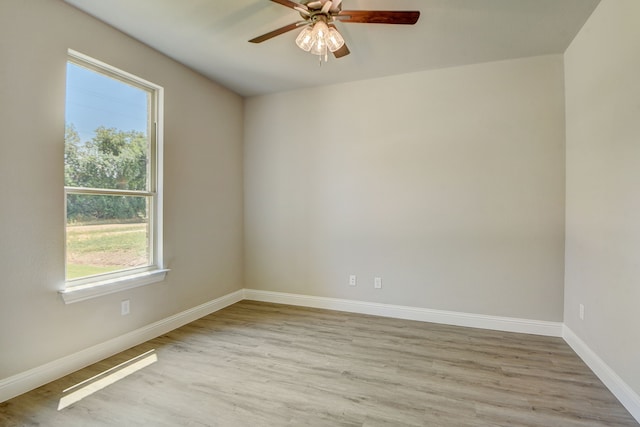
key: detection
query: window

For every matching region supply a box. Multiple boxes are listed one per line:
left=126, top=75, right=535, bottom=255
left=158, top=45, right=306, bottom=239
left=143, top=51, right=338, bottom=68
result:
left=60, top=50, right=165, bottom=303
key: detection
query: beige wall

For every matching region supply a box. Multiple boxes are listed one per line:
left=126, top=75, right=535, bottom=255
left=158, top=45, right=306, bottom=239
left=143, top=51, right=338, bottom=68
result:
left=564, top=0, right=640, bottom=396
left=0, top=0, right=244, bottom=379
left=245, top=55, right=566, bottom=321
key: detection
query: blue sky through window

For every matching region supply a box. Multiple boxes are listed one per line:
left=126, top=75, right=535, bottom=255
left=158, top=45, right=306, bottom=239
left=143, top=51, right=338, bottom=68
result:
left=65, top=62, right=148, bottom=143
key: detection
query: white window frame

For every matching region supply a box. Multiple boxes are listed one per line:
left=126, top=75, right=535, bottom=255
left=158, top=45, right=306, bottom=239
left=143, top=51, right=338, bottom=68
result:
left=59, top=50, right=167, bottom=304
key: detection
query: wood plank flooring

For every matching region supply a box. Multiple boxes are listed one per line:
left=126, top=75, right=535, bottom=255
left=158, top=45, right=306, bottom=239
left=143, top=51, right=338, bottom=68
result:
left=1, top=300, right=637, bottom=426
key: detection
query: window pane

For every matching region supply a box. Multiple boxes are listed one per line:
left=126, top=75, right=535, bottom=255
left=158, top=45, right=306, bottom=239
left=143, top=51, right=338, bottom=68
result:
left=66, top=194, right=151, bottom=280
left=65, top=62, right=150, bottom=191
left=64, top=51, right=162, bottom=290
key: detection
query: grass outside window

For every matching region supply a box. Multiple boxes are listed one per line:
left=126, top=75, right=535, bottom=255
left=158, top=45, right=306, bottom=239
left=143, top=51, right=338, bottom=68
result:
left=66, top=221, right=149, bottom=280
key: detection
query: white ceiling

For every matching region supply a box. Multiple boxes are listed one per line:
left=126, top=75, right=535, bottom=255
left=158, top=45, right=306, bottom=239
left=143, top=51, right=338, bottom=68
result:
left=63, top=0, right=600, bottom=97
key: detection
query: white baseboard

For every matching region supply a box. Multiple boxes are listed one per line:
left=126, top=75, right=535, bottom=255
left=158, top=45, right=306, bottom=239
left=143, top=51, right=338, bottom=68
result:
left=242, top=289, right=563, bottom=337
left=563, top=326, right=640, bottom=423
left=0, top=289, right=244, bottom=403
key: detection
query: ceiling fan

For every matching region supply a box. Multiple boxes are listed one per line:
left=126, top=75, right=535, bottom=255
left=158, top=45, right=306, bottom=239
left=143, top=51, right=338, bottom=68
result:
left=249, top=0, right=420, bottom=61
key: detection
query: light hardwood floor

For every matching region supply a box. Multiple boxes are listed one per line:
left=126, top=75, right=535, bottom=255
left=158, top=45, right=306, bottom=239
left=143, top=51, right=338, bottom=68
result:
left=1, top=300, right=637, bottom=426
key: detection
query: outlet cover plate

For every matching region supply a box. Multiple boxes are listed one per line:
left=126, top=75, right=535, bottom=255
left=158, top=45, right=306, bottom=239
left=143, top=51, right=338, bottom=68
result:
left=121, top=300, right=130, bottom=316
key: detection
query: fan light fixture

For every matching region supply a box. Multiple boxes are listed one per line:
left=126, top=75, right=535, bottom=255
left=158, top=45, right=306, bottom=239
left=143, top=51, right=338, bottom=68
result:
left=295, top=18, right=344, bottom=62
left=249, top=0, right=420, bottom=63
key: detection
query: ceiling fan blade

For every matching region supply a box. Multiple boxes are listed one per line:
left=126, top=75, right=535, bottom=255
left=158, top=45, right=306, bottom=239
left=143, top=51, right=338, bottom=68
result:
left=249, top=22, right=304, bottom=43
left=333, top=43, right=350, bottom=59
left=270, top=0, right=308, bottom=11
left=337, top=10, right=420, bottom=25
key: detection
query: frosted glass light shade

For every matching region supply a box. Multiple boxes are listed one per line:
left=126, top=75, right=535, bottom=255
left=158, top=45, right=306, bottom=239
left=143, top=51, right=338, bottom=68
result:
left=310, top=21, right=329, bottom=56
left=295, top=26, right=314, bottom=51
left=296, top=20, right=344, bottom=59
left=326, top=27, right=344, bottom=52
left=310, top=38, right=327, bottom=56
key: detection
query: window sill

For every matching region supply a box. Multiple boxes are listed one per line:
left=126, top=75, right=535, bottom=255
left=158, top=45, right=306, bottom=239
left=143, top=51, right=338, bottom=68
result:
left=59, top=269, right=169, bottom=304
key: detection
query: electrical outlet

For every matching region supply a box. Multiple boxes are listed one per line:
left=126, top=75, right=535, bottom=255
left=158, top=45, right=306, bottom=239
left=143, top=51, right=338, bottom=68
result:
left=121, top=300, right=130, bottom=316
left=579, top=304, right=584, bottom=320
left=349, top=275, right=357, bottom=286
left=374, top=277, right=382, bottom=289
